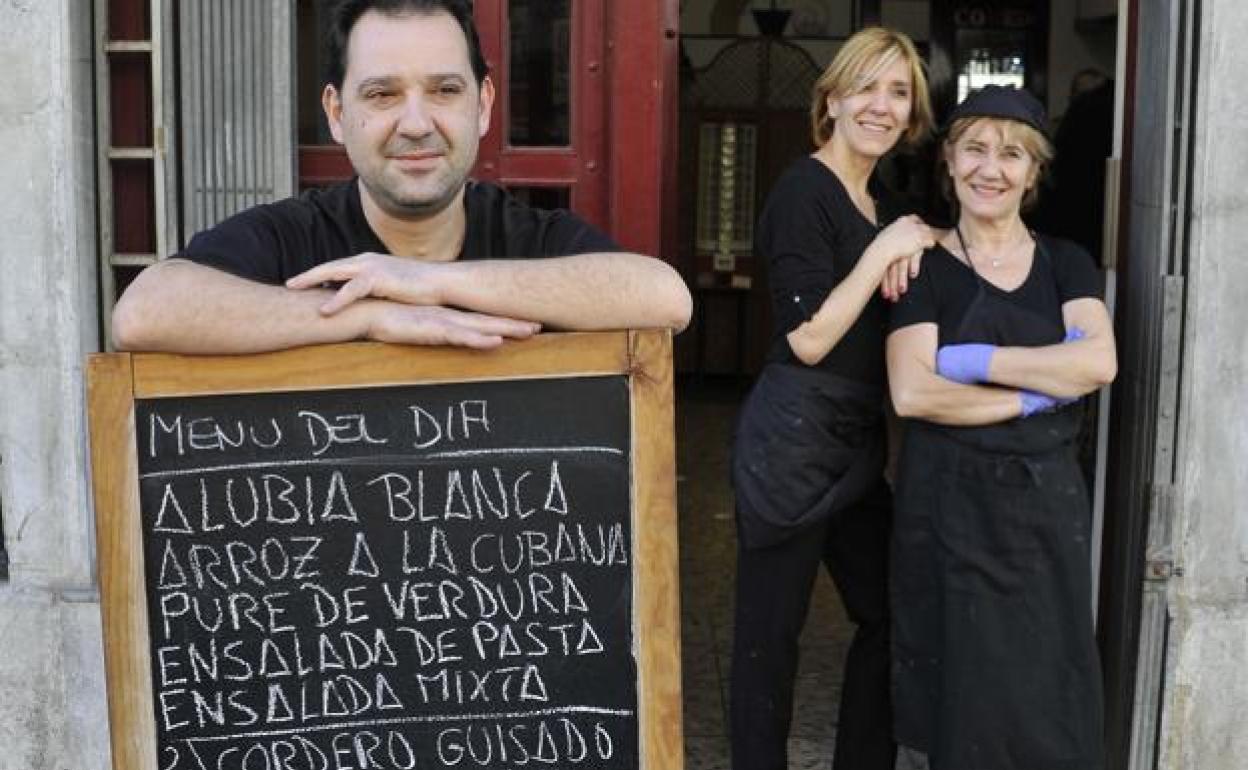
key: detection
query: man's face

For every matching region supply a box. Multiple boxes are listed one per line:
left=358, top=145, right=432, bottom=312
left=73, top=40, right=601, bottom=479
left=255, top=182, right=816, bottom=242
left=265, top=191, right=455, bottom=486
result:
left=323, top=10, right=494, bottom=218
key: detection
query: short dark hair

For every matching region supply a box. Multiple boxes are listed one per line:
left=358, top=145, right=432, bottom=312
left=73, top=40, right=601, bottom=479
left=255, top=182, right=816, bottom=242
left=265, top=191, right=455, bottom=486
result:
left=326, top=0, right=488, bottom=90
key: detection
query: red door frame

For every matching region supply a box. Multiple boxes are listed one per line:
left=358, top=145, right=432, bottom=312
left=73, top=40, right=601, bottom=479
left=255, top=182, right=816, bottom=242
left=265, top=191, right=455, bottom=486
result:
left=605, top=0, right=681, bottom=263
left=474, top=0, right=608, bottom=230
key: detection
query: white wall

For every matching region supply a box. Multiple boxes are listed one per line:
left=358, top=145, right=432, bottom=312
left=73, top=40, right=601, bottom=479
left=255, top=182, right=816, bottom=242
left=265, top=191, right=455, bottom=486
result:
left=0, top=1, right=110, bottom=768
left=1160, top=1, right=1248, bottom=767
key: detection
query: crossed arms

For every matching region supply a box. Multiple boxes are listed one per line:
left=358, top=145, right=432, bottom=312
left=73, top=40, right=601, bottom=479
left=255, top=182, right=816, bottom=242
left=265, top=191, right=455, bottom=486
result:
left=112, top=251, right=692, bottom=354
left=886, top=297, right=1117, bottom=425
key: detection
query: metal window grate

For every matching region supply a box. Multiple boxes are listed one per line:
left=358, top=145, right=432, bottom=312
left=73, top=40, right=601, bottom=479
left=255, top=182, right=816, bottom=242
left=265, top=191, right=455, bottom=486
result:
left=684, top=38, right=821, bottom=111
left=179, top=0, right=296, bottom=240
left=94, top=0, right=296, bottom=346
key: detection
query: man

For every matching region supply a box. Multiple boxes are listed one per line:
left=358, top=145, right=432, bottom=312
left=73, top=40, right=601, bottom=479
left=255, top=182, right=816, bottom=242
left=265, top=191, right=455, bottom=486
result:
left=112, top=0, right=691, bottom=353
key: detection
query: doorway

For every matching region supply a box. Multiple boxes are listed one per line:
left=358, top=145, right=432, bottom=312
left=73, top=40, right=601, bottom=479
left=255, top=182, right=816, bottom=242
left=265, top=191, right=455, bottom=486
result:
left=673, top=1, right=1128, bottom=768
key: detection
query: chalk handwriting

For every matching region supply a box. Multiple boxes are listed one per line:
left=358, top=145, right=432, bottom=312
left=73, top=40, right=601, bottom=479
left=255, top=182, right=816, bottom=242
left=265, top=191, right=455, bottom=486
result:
left=136, top=380, right=635, bottom=768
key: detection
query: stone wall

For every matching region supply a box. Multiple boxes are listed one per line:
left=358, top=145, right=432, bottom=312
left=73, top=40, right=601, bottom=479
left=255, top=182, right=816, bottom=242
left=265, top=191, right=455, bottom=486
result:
left=0, top=1, right=110, bottom=768
left=1161, top=1, right=1248, bottom=767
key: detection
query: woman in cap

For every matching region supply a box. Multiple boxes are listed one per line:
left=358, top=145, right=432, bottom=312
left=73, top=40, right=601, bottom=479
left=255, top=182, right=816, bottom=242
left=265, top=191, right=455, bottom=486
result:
left=886, top=84, right=1116, bottom=769
left=729, top=27, right=934, bottom=770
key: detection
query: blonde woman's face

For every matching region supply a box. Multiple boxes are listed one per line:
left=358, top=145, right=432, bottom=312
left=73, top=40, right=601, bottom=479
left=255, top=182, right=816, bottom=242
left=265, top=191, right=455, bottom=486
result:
left=946, top=120, right=1039, bottom=221
left=825, top=56, right=913, bottom=158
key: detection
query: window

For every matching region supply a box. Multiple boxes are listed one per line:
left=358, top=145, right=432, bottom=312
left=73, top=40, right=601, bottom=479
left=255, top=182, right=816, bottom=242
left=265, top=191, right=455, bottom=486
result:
left=507, top=0, right=571, bottom=146
left=95, top=0, right=295, bottom=339
left=695, top=121, right=758, bottom=269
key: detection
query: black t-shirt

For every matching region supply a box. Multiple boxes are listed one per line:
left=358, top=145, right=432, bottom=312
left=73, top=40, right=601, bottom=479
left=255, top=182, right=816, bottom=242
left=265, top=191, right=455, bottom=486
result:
left=887, top=236, right=1102, bottom=346
left=757, top=156, right=901, bottom=386
left=179, top=179, right=619, bottom=283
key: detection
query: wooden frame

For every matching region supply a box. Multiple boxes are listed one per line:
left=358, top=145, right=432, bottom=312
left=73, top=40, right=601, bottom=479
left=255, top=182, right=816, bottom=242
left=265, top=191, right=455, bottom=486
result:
left=87, top=331, right=683, bottom=770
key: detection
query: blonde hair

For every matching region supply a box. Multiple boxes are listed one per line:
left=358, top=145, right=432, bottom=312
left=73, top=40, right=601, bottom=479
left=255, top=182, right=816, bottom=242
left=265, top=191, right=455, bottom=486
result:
left=810, top=27, right=933, bottom=149
left=941, top=116, right=1055, bottom=210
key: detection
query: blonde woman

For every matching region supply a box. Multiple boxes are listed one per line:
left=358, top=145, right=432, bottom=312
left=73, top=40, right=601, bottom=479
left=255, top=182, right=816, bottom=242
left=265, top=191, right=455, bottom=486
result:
left=887, top=85, right=1116, bottom=769
left=730, top=27, right=934, bottom=770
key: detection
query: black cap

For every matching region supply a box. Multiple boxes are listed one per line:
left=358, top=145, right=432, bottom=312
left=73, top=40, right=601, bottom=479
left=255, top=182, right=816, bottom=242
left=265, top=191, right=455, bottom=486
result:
left=945, top=84, right=1048, bottom=135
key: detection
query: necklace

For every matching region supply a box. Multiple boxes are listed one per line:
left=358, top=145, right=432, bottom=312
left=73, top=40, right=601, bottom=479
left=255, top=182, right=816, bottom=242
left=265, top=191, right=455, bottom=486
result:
left=955, top=225, right=1030, bottom=269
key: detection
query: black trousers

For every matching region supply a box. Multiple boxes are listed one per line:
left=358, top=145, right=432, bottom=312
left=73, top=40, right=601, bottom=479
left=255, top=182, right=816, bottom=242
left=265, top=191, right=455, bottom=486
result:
left=730, top=478, right=895, bottom=770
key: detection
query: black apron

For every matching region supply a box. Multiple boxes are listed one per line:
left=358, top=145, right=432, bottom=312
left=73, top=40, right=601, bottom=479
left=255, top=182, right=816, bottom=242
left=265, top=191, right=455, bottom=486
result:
left=731, top=363, right=885, bottom=549
left=892, top=238, right=1105, bottom=769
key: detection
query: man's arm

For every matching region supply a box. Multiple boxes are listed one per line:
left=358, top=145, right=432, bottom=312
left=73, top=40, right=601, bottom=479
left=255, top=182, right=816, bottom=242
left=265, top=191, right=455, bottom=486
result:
left=284, top=251, right=693, bottom=333
left=111, top=259, right=541, bottom=353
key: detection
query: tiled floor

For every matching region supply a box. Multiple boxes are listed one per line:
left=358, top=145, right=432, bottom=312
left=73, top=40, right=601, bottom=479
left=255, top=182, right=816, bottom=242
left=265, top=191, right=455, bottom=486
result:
left=674, top=378, right=927, bottom=770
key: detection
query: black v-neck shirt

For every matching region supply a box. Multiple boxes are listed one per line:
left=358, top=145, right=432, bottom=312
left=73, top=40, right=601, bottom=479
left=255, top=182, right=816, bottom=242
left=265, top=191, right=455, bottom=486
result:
left=887, top=238, right=1101, bottom=347
left=178, top=179, right=619, bottom=283
left=757, top=156, right=901, bottom=386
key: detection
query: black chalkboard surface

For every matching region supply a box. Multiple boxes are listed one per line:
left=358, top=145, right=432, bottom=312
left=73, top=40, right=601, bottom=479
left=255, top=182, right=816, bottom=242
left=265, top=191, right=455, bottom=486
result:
left=136, top=376, right=634, bottom=769
left=88, top=333, right=683, bottom=770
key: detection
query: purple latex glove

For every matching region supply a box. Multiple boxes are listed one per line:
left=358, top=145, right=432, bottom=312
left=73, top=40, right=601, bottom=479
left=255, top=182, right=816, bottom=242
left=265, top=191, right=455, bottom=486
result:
left=1019, top=390, right=1059, bottom=417
left=1015, top=327, right=1087, bottom=416
left=1020, top=389, right=1080, bottom=417
left=936, top=343, right=996, bottom=384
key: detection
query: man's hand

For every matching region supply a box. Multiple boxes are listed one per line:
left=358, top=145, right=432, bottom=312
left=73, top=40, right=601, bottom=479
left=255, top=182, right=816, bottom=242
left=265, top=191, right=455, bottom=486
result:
left=364, top=302, right=540, bottom=348
left=286, top=253, right=447, bottom=314
left=286, top=250, right=692, bottom=333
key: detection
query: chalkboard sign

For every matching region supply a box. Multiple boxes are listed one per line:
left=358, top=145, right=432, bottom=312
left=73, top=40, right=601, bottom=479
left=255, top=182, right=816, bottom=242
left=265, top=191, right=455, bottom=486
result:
left=88, top=332, right=682, bottom=770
